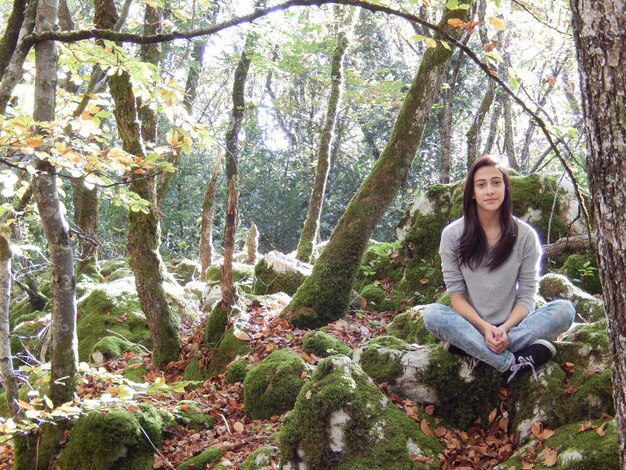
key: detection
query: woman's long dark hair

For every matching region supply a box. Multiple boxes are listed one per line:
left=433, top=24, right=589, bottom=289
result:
left=458, top=156, right=515, bottom=271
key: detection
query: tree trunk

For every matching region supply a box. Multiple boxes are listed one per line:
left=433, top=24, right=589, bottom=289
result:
left=296, top=25, right=351, bottom=262
left=31, top=0, right=78, bottom=408
left=466, top=76, right=496, bottom=169
left=570, top=0, right=626, bottom=465
left=0, top=234, right=20, bottom=418
left=199, top=147, right=222, bottom=281
left=97, top=0, right=180, bottom=369
left=482, top=91, right=502, bottom=155
left=220, top=32, right=255, bottom=309
left=72, top=180, right=100, bottom=277
left=0, top=0, right=37, bottom=114
left=280, top=3, right=473, bottom=328
left=502, top=95, right=518, bottom=170
left=0, top=0, right=29, bottom=77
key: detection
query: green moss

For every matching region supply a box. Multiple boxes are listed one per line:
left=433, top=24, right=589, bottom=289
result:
left=241, top=446, right=278, bottom=469
left=243, top=349, right=308, bottom=420
left=204, top=304, right=229, bottom=346
left=100, top=259, right=131, bottom=277
left=503, top=419, right=618, bottom=469
left=0, top=391, right=7, bottom=417
left=123, top=357, right=148, bottom=383
left=559, top=254, right=602, bottom=295
left=58, top=408, right=162, bottom=470
left=280, top=355, right=442, bottom=469
left=360, top=283, right=385, bottom=307
left=136, top=403, right=164, bottom=447
left=358, top=241, right=403, bottom=285
left=358, top=336, right=410, bottom=383
left=91, top=335, right=142, bottom=364
left=302, top=331, right=352, bottom=358
left=172, top=401, right=215, bottom=430
left=77, top=283, right=150, bottom=361
left=14, top=423, right=65, bottom=470
left=206, top=328, right=251, bottom=377
left=225, top=358, right=249, bottom=384
left=175, top=448, right=223, bottom=470
left=416, top=347, right=502, bottom=429
left=170, top=259, right=201, bottom=285
left=253, top=258, right=306, bottom=296
left=182, top=356, right=205, bottom=381
left=205, top=263, right=255, bottom=284
left=387, top=309, right=438, bottom=345
left=10, top=315, right=49, bottom=357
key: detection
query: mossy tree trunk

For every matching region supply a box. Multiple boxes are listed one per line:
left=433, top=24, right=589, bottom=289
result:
left=0, top=234, right=19, bottom=418
left=199, top=147, right=222, bottom=281
left=295, top=9, right=353, bottom=262
left=280, top=3, right=473, bottom=329
left=97, top=0, right=180, bottom=369
left=571, top=0, right=626, bottom=465
left=0, top=0, right=37, bottom=114
left=32, top=0, right=78, bottom=407
left=0, top=0, right=29, bottom=76
left=220, top=31, right=256, bottom=309
left=72, top=180, right=100, bottom=278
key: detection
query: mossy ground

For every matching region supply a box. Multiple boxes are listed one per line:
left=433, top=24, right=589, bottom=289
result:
left=243, top=349, right=308, bottom=420
left=175, top=448, right=223, bottom=470
left=387, top=309, right=438, bottom=345
left=225, top=358, right=249, bottom=384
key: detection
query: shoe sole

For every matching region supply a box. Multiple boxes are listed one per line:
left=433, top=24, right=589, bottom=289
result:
left=531, top=339, right=556, bottom=358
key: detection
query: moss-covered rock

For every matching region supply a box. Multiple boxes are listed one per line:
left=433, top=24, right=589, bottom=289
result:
left=354, top=335, right=412, bottom=383
left=539, top=273, right=605, bottom=322
left=387, top=305, right=439, bottom=345
left=91, top=335, right=143, bottom=365
left=172, top=401, right=215, bottom=430
left=496, top=418, right=619, bottom=469
left=225, top=358, right=249, bottom=384
left=253, top=251, right=311, bottom=296
left=397, top=174, right=590, bottom=302
left=76, top=279, right=150, bottom=362
left=58, top=406, right=163, bottom=470
left=204, top=262, right=256, bottom=293
left=302, top=331, right=352, bottom=358
left=100, top=258, right=131, bottom=277
left=123, top=356, right=148, bottom=383
left=558, top=253, right=602, bottom=295
left=10, top=313, right=50, bottom=359
left=175, top=448, right=223, bottom=470
left=169, top=259, right=201, bottom=286
left=280, top=355, right=443, bottom=469
left=241, top=446, right=278, bottom=470
left=243, top=349, right=308, bottom=420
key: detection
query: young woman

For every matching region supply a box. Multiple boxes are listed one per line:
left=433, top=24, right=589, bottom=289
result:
left=423, top=156, right=575, bottom=382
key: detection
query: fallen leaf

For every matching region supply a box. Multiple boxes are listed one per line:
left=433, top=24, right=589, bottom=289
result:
left=425, top=404, right=435, bottom=415
left=578, top=421, right=595, bottom=432
left=488, top=408, right=497, bottom=424
left=542, top=446, right=558, bottom=467
left=233, top=329, right=251, bottom=341
left=419, top=278, right=430, bottom=284
left=420, top=419, right=434, bottom=437
left=233, top=421, right=244, bottom=433
left=597, top=421, right=608, bottom=436
left=305, top=389, right=312, bottom=399
left=483, top=42, right=496, bottom=52
left=539, top=428, right=555, bottom=440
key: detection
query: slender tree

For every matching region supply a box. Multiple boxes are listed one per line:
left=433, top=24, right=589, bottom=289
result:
left=96, top=0, right=180, bottom=368
left=199, top=147, right=222, bottom=280
left=0, top=0, right=29, bottom=76
left=295, top=7, right=354, bottom=262
left=570, top=0, right=626, bottom=465
left=0, top=234, right=19, bottom=418
left=280, top=2, right=474, bottom=328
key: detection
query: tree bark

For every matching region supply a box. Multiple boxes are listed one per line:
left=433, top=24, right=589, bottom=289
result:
left=220, top=32, right=255, bottom=309
left=72, top=180, right=100, bottom=277
left=199, top=147, right=222, bottom=281
left=97, top=0, right=180, bottom=368
left=502, top=95, right=518, bottom=170
left=570, top=0, right=626, bottom=465
left=280, top=3, right=473, bottom=328
left=31, top=0, right=78, bottom=407
left=0, top=0, right=29, bottom=77
left=0, top=0, right=37, bottom=114
left=0, top=234, right=20, bottom=418
left=466, top=76, right=496, bottom=169
left=296, top=25, right=351, bottom=262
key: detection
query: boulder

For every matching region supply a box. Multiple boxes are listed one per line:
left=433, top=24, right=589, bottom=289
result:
left=58, top=405, right=163, bottom=470
left=386, top=305, right=438, bottom=345
left=302, top=331, right=352, bottom=358
left=243, top=349, right=309, bottom=420
left=539, top=273, right=604, bottom=322
left=279, top=355, right=443, bottom=469
left=240, top=446, right=278, bottom=469
left=169, top=259, right=201, bottom=285
left=253, top=251, right=311, bottom=296
left=558, top=252, right=602, bottom=295
left=205, top=262, right=256, bottom=293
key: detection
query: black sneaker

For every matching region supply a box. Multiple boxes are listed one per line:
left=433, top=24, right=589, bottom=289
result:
left=506, top=339, right=556, bottom=383
left=442, top=341, right=470, bottom=357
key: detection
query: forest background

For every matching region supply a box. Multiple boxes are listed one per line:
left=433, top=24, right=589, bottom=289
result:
left=0, top=0, right=624, bottom=468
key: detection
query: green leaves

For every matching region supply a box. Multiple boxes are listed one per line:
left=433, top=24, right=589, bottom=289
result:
left=446, top=0, right=471, bottom=10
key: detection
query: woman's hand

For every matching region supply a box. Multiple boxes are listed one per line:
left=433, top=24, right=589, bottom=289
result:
left=484, top=324, right=509, bottom=353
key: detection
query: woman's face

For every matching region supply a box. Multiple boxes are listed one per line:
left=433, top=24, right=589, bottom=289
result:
left=473, top=166, right=505, bottom=213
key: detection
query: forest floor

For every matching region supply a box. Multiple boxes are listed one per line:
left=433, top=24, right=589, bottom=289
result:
left=0, top=296, right=520, bottom=470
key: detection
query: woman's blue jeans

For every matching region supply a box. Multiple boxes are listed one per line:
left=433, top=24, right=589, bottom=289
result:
left=422, top=300, right=576, bottom=372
